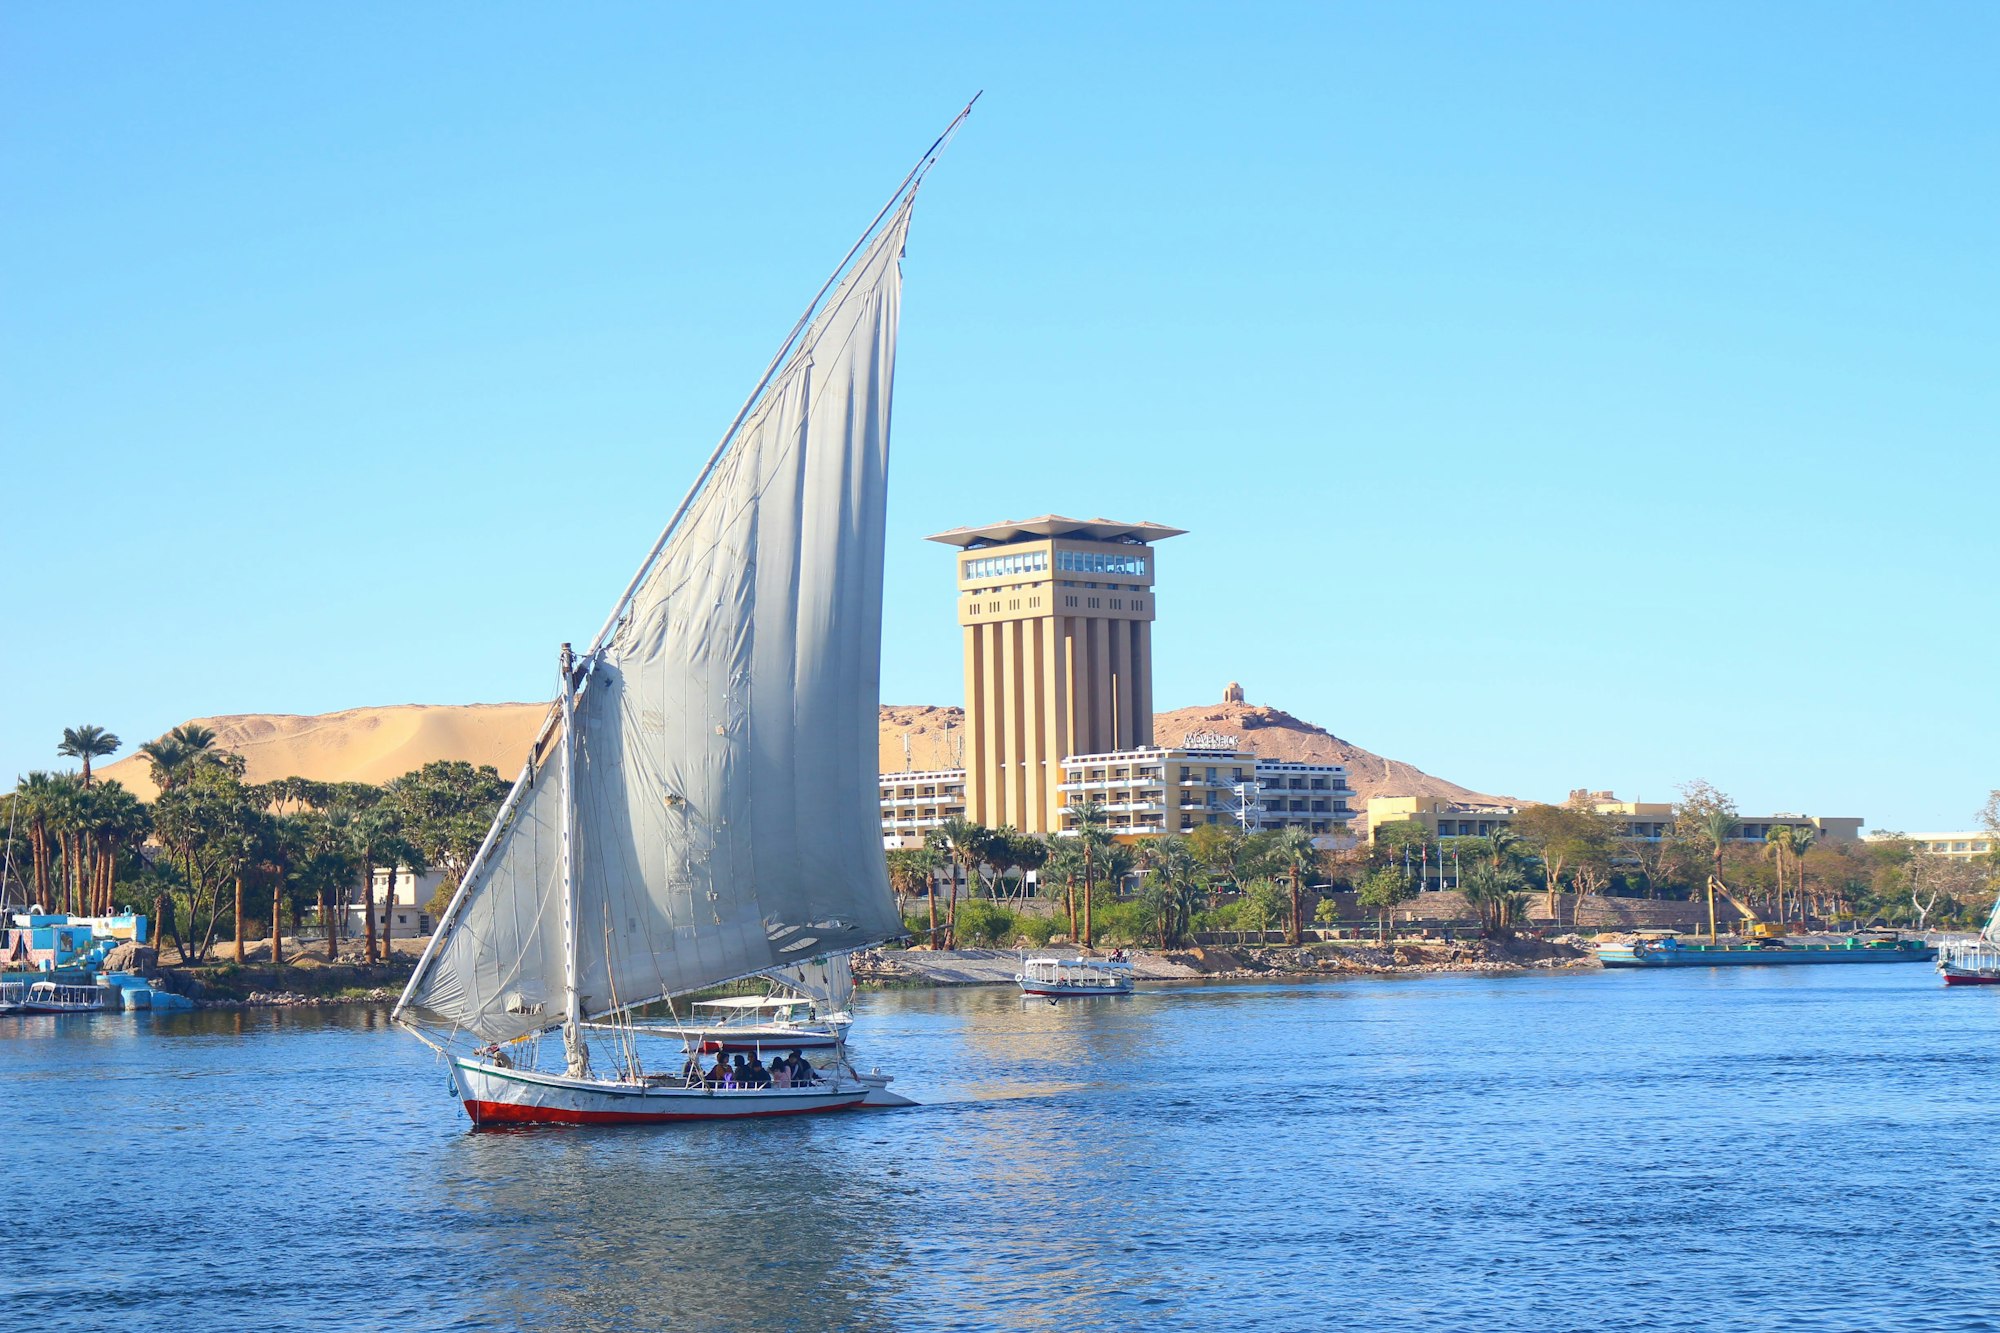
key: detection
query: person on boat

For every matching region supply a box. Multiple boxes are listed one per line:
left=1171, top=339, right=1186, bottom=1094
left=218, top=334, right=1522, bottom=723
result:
left=705, top=1052, right=731, bottom=1088
left=681, top=1051, right=706, bottom=1085
left=744, top=1054, right=772, bottom=1088
left=787, top=1050, right=818, bottom=1086
left=770, top=1058, right=793, bottom=1089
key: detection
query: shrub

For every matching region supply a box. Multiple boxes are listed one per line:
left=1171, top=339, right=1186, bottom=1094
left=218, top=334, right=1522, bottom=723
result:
left=1015, top=914, right=1059, bottom=947
left=954, top=900, right=1015, bottom=947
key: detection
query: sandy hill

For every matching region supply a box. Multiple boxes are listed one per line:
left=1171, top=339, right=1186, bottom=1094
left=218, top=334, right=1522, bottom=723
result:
left=99, top=698, right=1510, bottom=814
left=96, top=703, right=550, bottom=801
left=1148, top=700, right=1514, bottom=810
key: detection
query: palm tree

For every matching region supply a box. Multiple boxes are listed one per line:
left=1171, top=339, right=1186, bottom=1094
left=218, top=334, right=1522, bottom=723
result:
left=46, top=775, right=85, bottom=915
left=1272, top=828, right=1320, bottom=946
left=1699, top=808, right=1741, bottom=942
left=928, top=818, right=991, bottom=950
left=1459, top=861, right=1532, bottom=936
left=1764, top=825, right=1796, bottom=921
left=86, top=783, right=147, bottom=916
left=1069, top=801, right=1113, bottom=949
left=1789, top=827, right=1816, bottom=921
left=1137, top=836, right=1201, bottom=948
left=1041, top=841, right=1087, bottom=941
left=57, top=725, right=121, bottom=787
left=14, top=772, right=62, bottom=909
left=352, top=809, right=413, bottom=964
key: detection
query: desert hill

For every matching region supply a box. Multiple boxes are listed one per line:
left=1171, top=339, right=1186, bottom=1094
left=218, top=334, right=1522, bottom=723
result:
left=97, top=697, right=1512, bottom=815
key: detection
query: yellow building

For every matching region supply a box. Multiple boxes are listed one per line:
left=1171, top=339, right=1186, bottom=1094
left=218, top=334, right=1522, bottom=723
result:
left=926, top=515, right=1184, bottom=835
left=1366, top=793, right=1862, bottom=846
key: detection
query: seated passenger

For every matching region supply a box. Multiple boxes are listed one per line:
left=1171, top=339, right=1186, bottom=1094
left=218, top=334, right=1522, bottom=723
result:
left=771, top=1060, right=793, bottom=1088
left=788, top=1050, right=818, bottom=1086
left=705, top=1053, right=730, bottom=1087
left=745, top=1054, right=772, bottom=1088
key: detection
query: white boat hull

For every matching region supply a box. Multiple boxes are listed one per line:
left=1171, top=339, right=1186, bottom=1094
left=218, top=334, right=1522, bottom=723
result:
left=1018, top=978, right=1134, bottom=997
left=451, top=1058, right=889, bottom=1126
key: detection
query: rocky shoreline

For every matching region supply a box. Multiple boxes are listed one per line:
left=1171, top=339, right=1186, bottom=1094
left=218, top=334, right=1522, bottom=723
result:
left=853, top=936, right=1596, bottom=987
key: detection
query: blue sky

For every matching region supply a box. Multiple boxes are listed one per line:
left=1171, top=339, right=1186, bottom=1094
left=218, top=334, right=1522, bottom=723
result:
left=3, top=3, right=1994, bottom=831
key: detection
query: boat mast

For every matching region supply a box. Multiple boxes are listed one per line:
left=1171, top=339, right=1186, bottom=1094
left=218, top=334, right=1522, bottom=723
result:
left=558, top=641, right=587, bottom=1076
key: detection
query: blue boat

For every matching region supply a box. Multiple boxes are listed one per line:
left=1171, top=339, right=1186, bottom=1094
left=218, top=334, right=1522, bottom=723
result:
left=1598, top=934, right=1935, bottom=968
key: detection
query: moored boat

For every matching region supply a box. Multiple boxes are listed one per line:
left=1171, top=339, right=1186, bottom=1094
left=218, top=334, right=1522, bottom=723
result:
left=1018, top=955, right=1136, bottom=997
left=22, top=981, right=111, bottom=1012
left=0, top=979, right=24, bottom=1013
left=1936, top=897, right=2000, bottom=985
left=393, top=106, right=976, bottom=1126
left=1599, top=933, right=1935, bottom=969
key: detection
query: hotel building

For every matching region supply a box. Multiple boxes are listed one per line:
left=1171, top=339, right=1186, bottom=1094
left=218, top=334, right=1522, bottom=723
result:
left=876, top=515, right=1352, bottom=849
left=1865, top=830, right=1996, bottom=859
left=925, top=515, right=1185, bottom=836
left=1367, top=794, right=1863, bottom=846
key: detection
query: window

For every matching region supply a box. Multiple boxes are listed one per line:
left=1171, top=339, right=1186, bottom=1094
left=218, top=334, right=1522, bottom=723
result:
left=1109, top=598, right=1122, bottom=609
left=1087, top=597, right=1100, bottom=608
left=1065, top=595, right=1078, bottom=607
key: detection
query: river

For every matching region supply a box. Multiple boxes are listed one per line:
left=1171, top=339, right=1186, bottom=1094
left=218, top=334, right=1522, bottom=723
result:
left=4, top=965, right=1996, bottom=1332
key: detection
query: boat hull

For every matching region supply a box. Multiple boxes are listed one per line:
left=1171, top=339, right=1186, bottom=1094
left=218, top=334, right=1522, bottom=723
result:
left=451, top=1058, right=872, bottom=1127
left=1599, top=943, right=1935, bottom=969
left=1942, top=970, right=2000, bottom=986
left=1018, top=980, right=1134, bottom=997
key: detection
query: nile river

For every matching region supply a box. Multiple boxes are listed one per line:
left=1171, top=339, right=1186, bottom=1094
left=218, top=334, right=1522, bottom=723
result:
left=5, top=966, right=1998, bottom=1332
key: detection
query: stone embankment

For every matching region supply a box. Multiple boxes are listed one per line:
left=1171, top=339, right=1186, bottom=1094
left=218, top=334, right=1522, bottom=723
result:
left=853, top=937, right=1592, bottom=986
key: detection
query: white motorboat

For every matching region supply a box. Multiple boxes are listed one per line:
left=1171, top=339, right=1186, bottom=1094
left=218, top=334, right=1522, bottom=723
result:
left=0, top=979, right=25, bottom=1013
left=22, top=981, right=109, bottom=1013
left=393, top=108, right=976, bottom=1126
left=650, top=997, right=848, bottom=1054
left=1017, top=956, right=1136, bottom=998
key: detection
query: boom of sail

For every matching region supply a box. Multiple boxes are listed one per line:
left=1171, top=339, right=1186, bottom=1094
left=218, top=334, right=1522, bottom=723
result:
left=397, top=199, right=914, bottom=1048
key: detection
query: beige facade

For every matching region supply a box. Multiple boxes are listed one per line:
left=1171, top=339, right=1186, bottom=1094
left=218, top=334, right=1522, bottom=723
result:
left=878, top=768, right=968, bottom=850
left=1367, top=794, right=1864, bottom=846
left=1056, top=744, right=1354, bottom=843
left=927, top=515, right=1184, bottom=835
left=1867, top=830, right=1997, bottom=859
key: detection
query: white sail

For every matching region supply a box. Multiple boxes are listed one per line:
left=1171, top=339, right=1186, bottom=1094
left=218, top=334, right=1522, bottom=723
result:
left=768, top=955, right=855, bottom=1013
left=401, top=202, right=912, bottom=1045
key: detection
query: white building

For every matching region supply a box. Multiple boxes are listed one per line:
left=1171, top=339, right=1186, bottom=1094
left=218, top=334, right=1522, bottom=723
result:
left=879, top=768, right=968, bottom=850
left=1867, top=830, right=1996, bottom=860
left=343, top=866, right=444, bottom=938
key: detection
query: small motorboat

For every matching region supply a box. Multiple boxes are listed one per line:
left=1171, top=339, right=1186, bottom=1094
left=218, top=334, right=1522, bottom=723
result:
left=0, top=980, right=24, bottom=1014
left=1017, top=955, right=1136, bottom=998
left=640, top=995, right=850, bottom=1053
left=22, top=981, right=110, bottom=1013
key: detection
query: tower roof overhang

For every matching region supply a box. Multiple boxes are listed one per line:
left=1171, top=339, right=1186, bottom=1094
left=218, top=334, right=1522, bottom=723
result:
left=925, top=515, right=1186, bottom=549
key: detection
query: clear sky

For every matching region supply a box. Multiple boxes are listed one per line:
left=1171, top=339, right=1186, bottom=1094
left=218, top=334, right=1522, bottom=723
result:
left=3, top=3, right=1994, bottom=831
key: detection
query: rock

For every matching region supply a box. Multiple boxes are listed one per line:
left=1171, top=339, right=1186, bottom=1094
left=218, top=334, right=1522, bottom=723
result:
left=101, top=942, right=157, bottom=976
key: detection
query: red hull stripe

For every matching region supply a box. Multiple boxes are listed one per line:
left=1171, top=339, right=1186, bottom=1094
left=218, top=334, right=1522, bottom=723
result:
left=1943, top=974, right=2000, bottom=986
left=463, top=1098, right=865, bottom=1126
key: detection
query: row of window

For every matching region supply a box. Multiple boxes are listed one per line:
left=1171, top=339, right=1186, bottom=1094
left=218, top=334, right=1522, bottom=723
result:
left=1057, top=549, right=1147, bottom=576
left=964, top=551, right=1049, bottom=579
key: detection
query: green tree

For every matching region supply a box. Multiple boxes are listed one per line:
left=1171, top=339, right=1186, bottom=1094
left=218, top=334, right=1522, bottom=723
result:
left=57, top=725, right=121, bottom=787
left=351, top=808, right=420, bottom=964
left=1357, top=865, right=1417, bottom=941
left=1458, top=860, right=1532, bottom=935
left=1271, top=827, right=1321, bottom=945
left=1137, top=835, right=1202, bottom=948
left=1234, top=877, right=1288, bottom=933
left=927, top=817, right=993, bottom=950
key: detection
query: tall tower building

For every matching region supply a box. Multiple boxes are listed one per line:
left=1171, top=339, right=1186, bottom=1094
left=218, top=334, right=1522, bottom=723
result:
left=925, top=515, right=1185, bottom=835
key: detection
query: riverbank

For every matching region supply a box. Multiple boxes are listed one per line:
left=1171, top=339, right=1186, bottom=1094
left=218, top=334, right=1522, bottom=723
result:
left=855, top=936, right=1592, bottom=986
left=149, top=956, right=418, bottom=1008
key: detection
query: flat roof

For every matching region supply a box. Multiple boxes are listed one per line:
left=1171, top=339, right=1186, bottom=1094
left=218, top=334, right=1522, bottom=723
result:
left=925, top=515, right=1186, bottom=548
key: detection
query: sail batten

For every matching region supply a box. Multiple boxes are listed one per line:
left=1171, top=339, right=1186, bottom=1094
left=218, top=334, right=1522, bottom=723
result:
left=398, top=199, right=914, bottom=1046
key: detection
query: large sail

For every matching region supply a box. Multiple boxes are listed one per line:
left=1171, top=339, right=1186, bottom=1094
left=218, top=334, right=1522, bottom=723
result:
left=401, top=202, right=911, bottom=1045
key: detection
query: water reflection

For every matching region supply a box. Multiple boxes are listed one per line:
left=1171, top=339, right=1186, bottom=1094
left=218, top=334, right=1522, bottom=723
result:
left=7, top=969, right=2000, bottom=1332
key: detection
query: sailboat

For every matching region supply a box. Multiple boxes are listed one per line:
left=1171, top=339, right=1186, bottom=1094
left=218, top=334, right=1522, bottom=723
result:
left=1938, top=898, right=2000, bottom=985
left=393, top=104, right=976, bottom=1126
